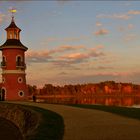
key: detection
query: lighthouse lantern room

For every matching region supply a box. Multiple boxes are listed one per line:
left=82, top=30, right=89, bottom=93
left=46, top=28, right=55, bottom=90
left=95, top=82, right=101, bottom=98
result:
left=0, top=13, right=28, bottom=101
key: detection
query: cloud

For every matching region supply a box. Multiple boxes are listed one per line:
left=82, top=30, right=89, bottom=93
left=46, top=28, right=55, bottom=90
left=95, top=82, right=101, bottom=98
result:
left=92, top=72, right=130, bottom=77
left=26, top=50, right=52, bottom=63
left=118, top=24, right=134, bottom=32
left=56, top=46, right=105, bottom=67
left=95, top=66, right=114, bottom=70
left=128, top=10, right=140, bottom=15
left=56, top=0, right=71, bottom=5
left=124, top=34, right=137, bottom=42
left=97, top=13, right=131, bottom=20
left=27, top=69, right=140, bottom=86
left=48, top=71, right=135, bottom=85
left=128, top=24, right=134, bottom=29
left=61, top=53, right=88, bottom=60
left=60, top=46, right=105, bottom=60
left=96, top=21, right=102, bottom=27
left=49, top=45, right=85, bottom=54
left=89, top=49, right=105, bottom=57
left=26, top=45, right=85, bottom=63
left=97, top=10, right=140, bottom=22
left=26, top=44, right=105, bottom=68
left=58, top=72, right=68, bottom=75
left=94, top=29, right=109, bottom=36
left=70, top=71, right=134, bottom=83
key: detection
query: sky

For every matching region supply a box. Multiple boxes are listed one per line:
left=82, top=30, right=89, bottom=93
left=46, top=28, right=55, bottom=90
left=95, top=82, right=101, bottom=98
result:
left=0, top=0, right=140, bottom=86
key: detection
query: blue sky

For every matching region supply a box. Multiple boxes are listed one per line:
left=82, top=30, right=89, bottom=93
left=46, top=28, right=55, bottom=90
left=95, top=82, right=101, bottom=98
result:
left=0, top=1, right=140, bottom=86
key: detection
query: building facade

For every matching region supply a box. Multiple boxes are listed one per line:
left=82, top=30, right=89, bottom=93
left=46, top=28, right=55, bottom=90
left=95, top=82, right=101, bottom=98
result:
left=0, top=16, right=28, bottom=101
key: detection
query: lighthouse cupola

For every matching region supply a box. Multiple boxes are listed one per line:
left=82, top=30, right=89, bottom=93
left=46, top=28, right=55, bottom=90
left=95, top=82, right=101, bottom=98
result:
left=5, top=16, right=21, bottom=40
left=0, top=14, right=28, bottom=101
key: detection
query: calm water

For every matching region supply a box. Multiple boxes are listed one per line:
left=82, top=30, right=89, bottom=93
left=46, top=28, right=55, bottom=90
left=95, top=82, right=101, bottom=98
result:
left=38, top=95, right=140, bottom=107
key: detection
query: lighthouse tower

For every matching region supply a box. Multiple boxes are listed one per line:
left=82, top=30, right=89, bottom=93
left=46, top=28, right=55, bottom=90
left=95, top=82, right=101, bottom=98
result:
left=0, top=15, right=28, bottom=101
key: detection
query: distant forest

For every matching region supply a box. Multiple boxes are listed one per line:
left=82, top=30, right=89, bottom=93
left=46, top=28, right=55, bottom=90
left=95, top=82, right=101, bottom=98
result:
left=28, top=81, right=140, bottom=96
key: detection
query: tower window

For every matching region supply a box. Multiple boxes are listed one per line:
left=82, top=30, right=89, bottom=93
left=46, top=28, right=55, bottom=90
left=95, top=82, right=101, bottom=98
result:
left=10, top=34, right=12, bottom=39
left=2, top=78, right=5, bottom=83
left=16, top=56, right=22, bottom=66
left=14, top=33, right=17, bottom=39
left=18, top=91, right=24, bottom=97
left=18, top=77, right=23, bottom=83
left=0, top=88, right=6, bottom=101
left=2, top=56, right=6, bottom=62
left=1, top=56, right=6, bottom=67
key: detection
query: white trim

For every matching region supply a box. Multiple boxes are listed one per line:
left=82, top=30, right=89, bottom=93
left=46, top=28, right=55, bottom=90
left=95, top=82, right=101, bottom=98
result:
left=16, top=55, right=23, bottom=61
left=2, top=70, right=25, bottom=74
left=18, top=90, right=24, bottom=97
left=1, top=46, right=27, bottom=51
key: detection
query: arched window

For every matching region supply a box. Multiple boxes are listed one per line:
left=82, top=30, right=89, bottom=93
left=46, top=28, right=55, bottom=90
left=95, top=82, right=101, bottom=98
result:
left=2, top=78, right=5, bottom=83
left=0, top=88, right=6, bottom=101
left=2, top=56, right=6, bottom=62
left=9, top=33, right=12, bottom=39
left=2, top=56, right=6, bottom=66
left=14, top=33, right=17, bottom=39
left=16, top=56, right=22, bottom=66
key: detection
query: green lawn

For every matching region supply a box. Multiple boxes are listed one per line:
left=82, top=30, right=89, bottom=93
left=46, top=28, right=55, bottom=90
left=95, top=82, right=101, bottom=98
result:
left=70, top=104, right=140, bottom=120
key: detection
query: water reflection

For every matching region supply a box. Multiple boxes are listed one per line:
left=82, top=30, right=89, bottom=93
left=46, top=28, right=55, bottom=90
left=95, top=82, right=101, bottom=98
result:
left=41, top=95, right=140, bottom=107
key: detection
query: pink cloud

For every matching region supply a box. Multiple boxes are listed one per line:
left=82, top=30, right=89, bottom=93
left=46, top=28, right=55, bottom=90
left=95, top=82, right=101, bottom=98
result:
left=59, top=45, right=105, bottom=64
left=26, top=50, right=50, bottom=57
left=91, top=45, right=104, bottom=51
left=49, top=45, right=85, bottom=54
left=26, top=44, right=106, bottom=67
left=26, top=50, right=52, bottom=63
left=128, top=24, right=134, bottom=29
left=95, top=29, right=109, bottom=36
left=26, top=45, right=86, bottom=63
left=96, top=21, right=102, bottom=27
left=128, top=10, right=140, bottom=15
left=61, top=53, right=88, bottom=60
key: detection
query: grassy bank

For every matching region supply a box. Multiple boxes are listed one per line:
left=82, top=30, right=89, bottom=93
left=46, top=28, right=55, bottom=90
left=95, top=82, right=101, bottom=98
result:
left=27, top=105, right=64, bottom=140
left=70, top=104, right=140, bottom=120
left=0, top=102, right=64, bottom=140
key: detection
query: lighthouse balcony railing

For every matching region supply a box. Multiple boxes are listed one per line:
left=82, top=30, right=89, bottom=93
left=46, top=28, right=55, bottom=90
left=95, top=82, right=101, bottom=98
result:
left=16, top=61, right=26, bottom=69
left=1, top=61, right=6, bottom=68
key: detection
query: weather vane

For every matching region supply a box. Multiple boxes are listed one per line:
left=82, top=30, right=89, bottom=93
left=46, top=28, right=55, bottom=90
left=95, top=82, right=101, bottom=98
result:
left=9, top=8, right=17, bottom=18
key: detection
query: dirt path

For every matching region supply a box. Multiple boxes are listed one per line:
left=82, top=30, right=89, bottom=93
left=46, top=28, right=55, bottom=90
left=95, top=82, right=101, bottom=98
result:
left=0, top=117, right=23, bottom=140
left=15, top=102, right=140, bottom=140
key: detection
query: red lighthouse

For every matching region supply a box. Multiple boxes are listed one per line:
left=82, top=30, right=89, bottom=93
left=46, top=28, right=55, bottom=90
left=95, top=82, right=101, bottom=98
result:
left=0, top=16, right=28, bottom=101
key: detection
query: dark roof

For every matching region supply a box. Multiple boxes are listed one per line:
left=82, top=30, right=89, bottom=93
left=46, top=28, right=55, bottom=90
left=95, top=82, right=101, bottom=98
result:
left=0, top=39, right=28, bottom=51
left=5, top=18, right=21, bottom=31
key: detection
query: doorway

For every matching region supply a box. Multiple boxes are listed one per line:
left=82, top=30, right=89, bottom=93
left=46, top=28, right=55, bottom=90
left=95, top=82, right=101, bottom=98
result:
left=1, top=89, right=5, bottom=101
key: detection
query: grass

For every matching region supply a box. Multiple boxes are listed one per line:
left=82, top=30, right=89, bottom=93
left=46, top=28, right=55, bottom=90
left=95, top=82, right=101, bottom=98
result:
left=27, top=105, right=64, bottom=140
left=70, top=104, right=140, bottom=120
left=0, top=102, right=64, bottom=140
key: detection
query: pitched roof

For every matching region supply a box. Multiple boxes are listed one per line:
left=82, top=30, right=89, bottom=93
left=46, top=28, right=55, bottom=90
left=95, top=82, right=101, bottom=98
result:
left=5, top=17, right=21, bottom=31
left=0, top=39, right=28, bottom=51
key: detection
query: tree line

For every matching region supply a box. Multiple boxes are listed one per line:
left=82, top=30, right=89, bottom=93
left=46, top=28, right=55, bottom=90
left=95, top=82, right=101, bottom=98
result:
left=27, top=81, right=140, bottom=96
